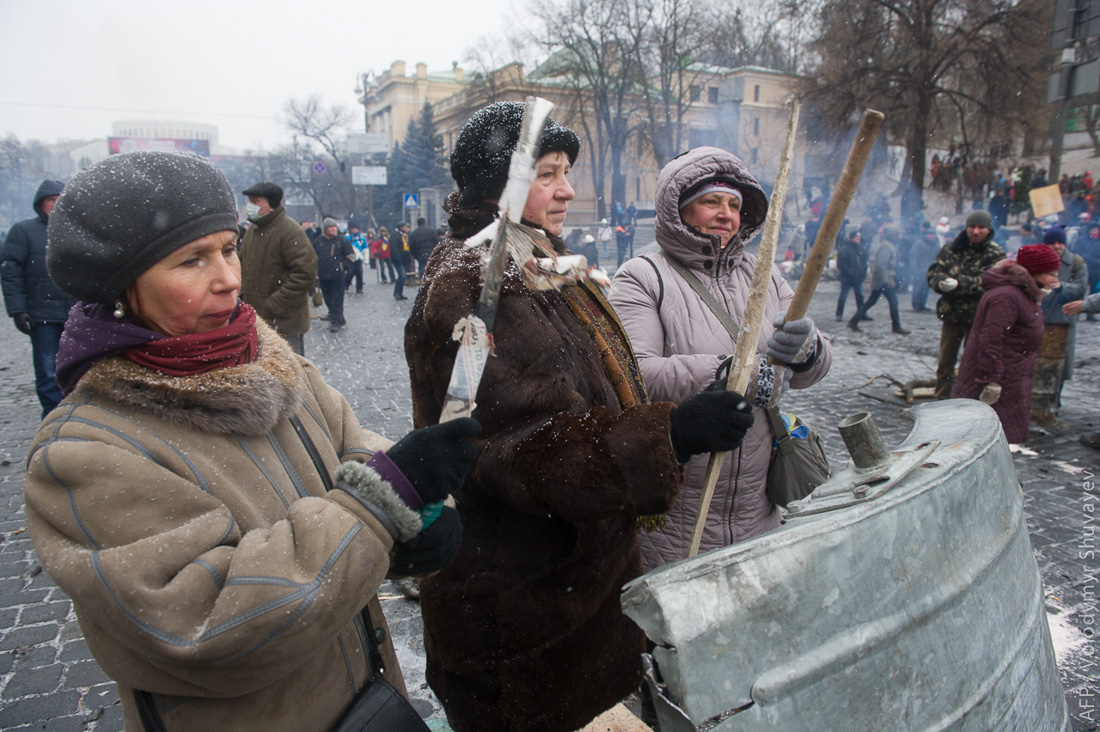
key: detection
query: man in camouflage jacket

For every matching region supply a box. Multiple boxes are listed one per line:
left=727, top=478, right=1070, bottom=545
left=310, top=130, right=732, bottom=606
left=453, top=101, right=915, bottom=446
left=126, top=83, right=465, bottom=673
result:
left=926, top=210, right=1005, bottom=399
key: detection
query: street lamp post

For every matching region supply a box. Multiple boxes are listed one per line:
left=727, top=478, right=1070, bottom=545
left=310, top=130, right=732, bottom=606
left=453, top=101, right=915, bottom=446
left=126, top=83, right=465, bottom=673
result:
left=1049, top=45, right=1077, bottom=183
left=354, top=72, right=375, bottom=228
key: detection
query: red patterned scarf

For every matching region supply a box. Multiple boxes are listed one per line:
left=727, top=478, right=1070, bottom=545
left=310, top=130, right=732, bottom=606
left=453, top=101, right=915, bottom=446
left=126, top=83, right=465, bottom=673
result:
left=123, top=303, right=260, bottom=376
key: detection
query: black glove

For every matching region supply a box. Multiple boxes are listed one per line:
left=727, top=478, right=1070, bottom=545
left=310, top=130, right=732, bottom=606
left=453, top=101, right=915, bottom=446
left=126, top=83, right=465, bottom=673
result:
left=669, top=389, right=755, bottom=464
left=385, top=417, right=481, bottom=504
left=391, top=505, right=462, bottom=576
left=12, top=313, right=32, bottom=335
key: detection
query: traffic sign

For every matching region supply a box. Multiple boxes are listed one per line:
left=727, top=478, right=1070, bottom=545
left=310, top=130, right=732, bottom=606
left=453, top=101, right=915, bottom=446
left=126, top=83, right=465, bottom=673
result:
left=352, top=166, right=387, bottom=185
left=403, top=193, right=419, bottom=209
left=348, top=133, right=389, bottom=154
left=313, top=161, right=327, bottom=176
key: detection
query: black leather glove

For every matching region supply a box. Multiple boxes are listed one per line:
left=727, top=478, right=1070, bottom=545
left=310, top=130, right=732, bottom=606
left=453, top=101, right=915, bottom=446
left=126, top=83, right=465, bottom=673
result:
left=669, top=389, right=755, bottom=464
left=385, top=417, right=481, bottom=504
left=12, top=313, right=32, bottom=335
left=391, top=505, right=462, bottom=576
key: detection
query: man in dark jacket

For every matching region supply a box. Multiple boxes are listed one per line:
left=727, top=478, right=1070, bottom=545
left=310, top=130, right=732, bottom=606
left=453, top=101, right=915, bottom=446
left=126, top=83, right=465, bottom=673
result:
left=240, top=182, right=318, bottom=355
left=1, top=180, right=74, bottom=418
left=313, top=218, right=356, bottom=332
left=408, top=216, right=437, bottom=280
left=848, top=226, right=909, bottom=334
left=835, top=230, right=867, bottom=320
left=926, top=209, right=1006, bottom=399
left=909, top=220, right=941, bottom=312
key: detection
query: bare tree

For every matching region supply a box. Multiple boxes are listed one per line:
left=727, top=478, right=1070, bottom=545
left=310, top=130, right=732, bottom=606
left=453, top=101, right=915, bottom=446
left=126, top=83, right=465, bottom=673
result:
left=704, top=3, right=799, bottom=72
left=636, top=0, right=715, bottom=166
left=795, top=0, right=1052, bottom=204
left=0, top=136, right=51, bottom=235
left=281, top=97, right=357, bottom=217
left=530, top=0, right=654, bottom=218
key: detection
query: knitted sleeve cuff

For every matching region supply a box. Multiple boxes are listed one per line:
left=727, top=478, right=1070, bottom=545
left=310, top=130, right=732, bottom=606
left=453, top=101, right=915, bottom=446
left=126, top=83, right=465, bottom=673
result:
left=366, top=451, right=424, bottom=511
left=788, top=335, right=822, bottom=373
left=333, top=461, right=423, bottom=543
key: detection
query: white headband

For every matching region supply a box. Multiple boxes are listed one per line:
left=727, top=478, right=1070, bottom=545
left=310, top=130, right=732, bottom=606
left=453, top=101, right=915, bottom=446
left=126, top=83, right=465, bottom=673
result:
left=680, top=180, right=743, bottom=210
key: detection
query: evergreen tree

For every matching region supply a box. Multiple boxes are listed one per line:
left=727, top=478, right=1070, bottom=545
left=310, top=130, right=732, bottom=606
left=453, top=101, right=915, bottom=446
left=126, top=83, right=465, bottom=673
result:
left=378, top=142, right=410, bottom=228
left=402, top=102, right=448, bottom=189
left=378, top=103, right=447, bottom=227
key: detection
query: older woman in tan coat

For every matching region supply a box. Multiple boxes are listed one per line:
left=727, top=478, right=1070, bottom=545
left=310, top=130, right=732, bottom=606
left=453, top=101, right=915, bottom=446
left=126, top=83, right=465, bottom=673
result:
left=610, top=146, right=833, bottom=569
left=25, top=151, right=480, bottom=732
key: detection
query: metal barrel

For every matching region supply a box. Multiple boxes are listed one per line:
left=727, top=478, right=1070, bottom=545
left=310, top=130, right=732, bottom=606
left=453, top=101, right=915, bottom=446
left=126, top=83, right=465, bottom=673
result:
left=622, top=400, right=1070, bottom=732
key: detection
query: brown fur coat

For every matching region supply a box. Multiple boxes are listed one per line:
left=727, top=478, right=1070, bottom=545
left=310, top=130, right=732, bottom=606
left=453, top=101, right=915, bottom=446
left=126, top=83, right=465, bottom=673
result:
left=405, top=223, right=683, bottom=732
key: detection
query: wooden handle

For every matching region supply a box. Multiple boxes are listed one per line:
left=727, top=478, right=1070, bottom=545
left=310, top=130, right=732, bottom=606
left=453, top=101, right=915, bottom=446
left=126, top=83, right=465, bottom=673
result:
left=785, top=109, right=885, bottom=321
left=686, top=96, right=802, bottom=559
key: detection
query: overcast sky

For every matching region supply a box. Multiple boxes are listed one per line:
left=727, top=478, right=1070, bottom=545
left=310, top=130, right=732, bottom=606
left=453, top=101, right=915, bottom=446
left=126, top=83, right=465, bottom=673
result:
left=0, top=0, right=527, bottom=152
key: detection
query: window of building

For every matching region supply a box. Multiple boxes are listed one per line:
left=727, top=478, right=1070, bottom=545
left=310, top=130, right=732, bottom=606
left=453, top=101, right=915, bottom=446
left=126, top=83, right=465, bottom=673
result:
left=708, top=86, right=718, bottom=104
left=754, top=117, right=760, bottom=136
left=690, top=85, right=701, bottom=102
left=754, top=85, right=760, bottom=102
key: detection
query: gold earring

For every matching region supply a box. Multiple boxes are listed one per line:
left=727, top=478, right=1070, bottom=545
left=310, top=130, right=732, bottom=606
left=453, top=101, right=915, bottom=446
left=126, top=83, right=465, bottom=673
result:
left=113, top=300, right=126, bottom=319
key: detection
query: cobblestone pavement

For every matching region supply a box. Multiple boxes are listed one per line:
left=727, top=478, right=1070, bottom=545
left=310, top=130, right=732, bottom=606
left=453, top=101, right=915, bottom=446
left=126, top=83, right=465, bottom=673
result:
left=0, top=251, right=1097, bottom=731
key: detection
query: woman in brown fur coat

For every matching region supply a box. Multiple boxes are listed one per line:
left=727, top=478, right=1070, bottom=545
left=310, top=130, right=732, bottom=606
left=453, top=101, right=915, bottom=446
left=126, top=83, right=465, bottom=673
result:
left=405, top=102, right=754, bottom=732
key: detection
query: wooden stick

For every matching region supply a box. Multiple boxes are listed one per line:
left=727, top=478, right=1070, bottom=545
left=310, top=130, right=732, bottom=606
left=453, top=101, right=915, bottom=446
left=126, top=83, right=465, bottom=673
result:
left=785, top=110, right=885, bottom=321
left=686, top=96, right=802, bottom=559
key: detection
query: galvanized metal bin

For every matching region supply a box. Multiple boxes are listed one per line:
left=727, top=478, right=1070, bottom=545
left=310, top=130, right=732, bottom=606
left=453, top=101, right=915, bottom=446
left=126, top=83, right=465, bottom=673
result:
left=621, top=400, right=1070, bottom=732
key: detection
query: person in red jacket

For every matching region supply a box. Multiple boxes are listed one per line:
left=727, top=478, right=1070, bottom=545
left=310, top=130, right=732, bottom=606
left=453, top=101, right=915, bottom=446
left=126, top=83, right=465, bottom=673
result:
left=374, top=225, right=393, bottom=284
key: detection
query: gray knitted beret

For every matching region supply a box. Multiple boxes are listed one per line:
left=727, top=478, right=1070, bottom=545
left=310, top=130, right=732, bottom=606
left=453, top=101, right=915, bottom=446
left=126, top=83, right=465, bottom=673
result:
left=47, top=151, right=239, bottom=305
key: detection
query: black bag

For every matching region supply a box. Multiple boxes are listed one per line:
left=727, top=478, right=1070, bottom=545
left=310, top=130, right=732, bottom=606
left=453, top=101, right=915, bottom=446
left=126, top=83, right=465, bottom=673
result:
left=333, top=675, right=430, bottom=732
left=764, top=407, right=830, bottom=508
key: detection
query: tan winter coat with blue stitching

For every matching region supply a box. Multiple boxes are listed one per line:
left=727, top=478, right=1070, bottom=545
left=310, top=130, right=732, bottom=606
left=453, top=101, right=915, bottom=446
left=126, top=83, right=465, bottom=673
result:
left=609, top=147, right=832, bottom=569
left=23, top=321, right=408, bottom=732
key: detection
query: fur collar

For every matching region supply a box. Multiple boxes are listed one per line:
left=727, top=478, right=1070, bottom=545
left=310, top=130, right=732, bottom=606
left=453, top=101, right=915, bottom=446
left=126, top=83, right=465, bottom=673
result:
left=983, top=259, right=1043, bottom=302
left=74, top=320, right=305, bottom=436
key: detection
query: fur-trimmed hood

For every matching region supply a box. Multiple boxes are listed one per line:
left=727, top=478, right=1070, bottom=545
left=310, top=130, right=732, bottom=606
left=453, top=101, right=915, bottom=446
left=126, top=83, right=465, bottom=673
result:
left=983, top=258, right=1043, bottom=302
left=71, top=319, right=304, bottom=436
left=654, top=147, right=769, bottom=273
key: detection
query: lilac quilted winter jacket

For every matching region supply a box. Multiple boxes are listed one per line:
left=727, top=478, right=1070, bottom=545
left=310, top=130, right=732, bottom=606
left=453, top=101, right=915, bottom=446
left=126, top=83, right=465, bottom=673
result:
left=609, top=147, right=832, bottom=570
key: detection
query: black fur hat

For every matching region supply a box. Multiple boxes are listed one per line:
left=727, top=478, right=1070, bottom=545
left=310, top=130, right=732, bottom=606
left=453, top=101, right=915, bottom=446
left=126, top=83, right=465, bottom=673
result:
left=450, top=101, right=580, bottom=206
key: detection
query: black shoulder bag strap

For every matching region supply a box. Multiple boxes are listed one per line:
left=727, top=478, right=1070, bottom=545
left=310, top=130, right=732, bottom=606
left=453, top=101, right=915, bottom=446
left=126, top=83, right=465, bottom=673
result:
left=134, top=690, right=169, bottom=732
left=290, top=414, right=335, bottom=492
left=289, top=418, right=430, bottom=732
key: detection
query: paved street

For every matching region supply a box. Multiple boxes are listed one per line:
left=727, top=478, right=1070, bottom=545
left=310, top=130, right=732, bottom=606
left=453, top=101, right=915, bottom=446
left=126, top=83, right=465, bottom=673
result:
left=0, top=247, right=1097, bottom=731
